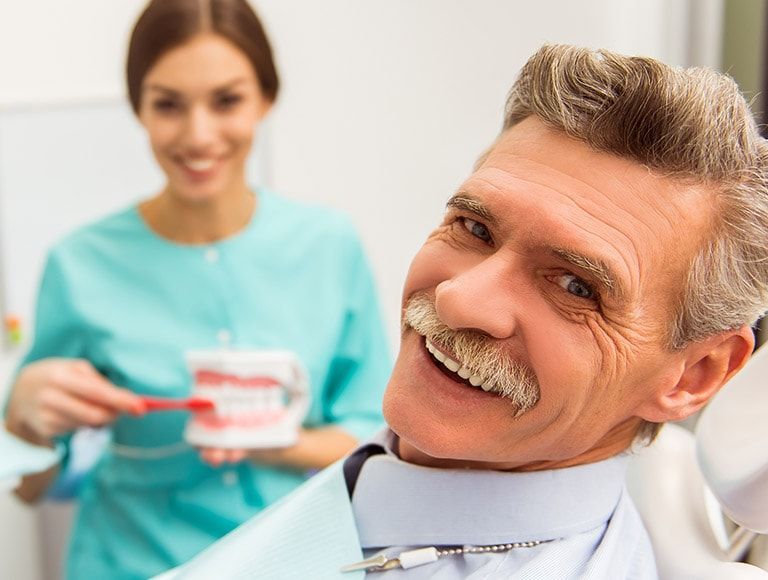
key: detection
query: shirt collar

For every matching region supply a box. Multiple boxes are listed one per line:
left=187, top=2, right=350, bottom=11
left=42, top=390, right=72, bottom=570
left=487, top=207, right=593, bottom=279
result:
left=348, top=429, right=630, bottom=548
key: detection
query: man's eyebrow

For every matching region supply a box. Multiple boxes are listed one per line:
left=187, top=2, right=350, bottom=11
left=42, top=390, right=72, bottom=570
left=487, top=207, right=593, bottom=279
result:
left=446, top=193, right=497, bottom=226
left=446, top=193, right=626, bottom=300
left=552, top=247, right=626, bottom=300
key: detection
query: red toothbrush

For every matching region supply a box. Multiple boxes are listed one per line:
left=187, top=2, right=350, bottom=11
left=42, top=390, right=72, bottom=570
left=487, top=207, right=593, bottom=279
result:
left=138, top=396, right=215, bottom=412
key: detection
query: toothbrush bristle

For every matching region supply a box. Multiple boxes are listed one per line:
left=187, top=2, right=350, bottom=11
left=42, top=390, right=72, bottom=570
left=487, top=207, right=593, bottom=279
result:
left=188, top=398, right=215, bottom=410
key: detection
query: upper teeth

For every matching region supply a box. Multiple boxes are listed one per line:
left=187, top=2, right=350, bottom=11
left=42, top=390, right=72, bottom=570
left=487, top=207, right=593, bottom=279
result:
left=426, top=339, right=495, bottom=392
left=185, top=159, right=215, bottom=171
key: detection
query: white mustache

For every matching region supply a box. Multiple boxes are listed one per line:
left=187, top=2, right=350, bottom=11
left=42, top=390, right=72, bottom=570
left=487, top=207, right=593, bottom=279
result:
left=403, top=293, right=540, bottom=416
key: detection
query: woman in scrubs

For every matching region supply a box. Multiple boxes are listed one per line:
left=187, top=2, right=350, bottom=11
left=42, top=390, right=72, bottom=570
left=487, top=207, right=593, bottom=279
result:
left=3, top=1, right=390, bottom=577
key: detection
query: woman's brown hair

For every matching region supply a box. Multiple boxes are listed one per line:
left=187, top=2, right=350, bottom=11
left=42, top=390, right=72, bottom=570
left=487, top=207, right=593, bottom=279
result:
left=126, top=0, right=279, bottom=114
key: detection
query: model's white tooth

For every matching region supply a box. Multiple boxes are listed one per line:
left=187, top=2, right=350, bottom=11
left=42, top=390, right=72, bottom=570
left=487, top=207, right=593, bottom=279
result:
left=481, top=382, right=494, bottom=392
left=469, top=375, right=483, bottom=387
left=457, top=366, right=471, bottom=379
left=433, top=349, right=446, bottom=363
left=426, top=341, right=435, bottom=354
left=444, top=358, right=460, bottom=372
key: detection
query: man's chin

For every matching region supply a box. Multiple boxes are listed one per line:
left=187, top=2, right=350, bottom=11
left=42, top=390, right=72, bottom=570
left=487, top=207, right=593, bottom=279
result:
left=383, top=387, right=499, bottom=466
left=387, top=419, right=529, bottom=469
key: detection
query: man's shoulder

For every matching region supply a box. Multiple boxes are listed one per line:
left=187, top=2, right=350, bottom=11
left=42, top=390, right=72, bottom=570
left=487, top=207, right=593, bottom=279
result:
left=583, top=489, right=658, bottom=579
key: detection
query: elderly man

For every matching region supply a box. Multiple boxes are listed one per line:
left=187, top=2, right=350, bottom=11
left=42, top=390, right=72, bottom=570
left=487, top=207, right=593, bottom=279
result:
left=161, top=45, right=768, bottom=579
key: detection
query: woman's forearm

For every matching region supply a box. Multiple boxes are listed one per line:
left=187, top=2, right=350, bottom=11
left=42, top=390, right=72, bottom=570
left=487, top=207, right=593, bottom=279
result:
left=247, top=426, right=358, bottom=471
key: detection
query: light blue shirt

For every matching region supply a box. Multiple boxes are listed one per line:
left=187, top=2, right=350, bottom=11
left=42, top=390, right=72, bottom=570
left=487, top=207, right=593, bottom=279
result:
left=348, top=430, right=658, bottom=579
left=20, top=188, right=391, bottom=579
left=159, top=429, right=659, bottom=579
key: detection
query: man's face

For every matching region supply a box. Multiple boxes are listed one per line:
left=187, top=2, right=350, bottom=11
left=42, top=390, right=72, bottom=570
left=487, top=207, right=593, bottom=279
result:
left=383, top=117, right=715, bottom=470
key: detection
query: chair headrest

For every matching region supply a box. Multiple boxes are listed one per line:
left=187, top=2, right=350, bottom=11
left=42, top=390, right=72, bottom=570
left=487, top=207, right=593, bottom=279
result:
left=696, top=344, right=768, bottom=533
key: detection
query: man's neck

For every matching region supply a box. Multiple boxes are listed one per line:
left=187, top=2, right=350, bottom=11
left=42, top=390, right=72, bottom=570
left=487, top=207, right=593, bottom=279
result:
left=396, top=417, right=644, bottom=471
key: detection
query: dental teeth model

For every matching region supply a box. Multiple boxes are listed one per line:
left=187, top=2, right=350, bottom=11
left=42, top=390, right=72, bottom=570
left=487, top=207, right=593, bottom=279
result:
left=183, top=350, right=310, bottom=449
left=426, top=339, right=495, bottom=392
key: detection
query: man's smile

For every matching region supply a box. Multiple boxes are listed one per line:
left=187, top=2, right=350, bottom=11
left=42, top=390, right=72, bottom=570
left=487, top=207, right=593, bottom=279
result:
left=424, top=337, right=499, bottom=393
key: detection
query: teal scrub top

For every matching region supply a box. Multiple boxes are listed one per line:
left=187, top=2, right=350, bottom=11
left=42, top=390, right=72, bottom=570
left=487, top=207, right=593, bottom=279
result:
left=22, top=188, right=391, bottom=579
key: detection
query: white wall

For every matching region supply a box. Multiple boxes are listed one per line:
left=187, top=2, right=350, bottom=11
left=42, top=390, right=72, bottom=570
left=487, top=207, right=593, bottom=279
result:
left=257, top=0, right=721, bottom=341
left=0, top=1, right=144, bottom=106
left=0, top=1, right=720, bottom=578
left=0, top=0, right=715, bottom=345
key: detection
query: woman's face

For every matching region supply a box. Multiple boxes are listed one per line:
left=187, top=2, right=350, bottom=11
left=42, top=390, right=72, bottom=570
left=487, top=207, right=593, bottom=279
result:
left=138, top=34, right=271, bottom=202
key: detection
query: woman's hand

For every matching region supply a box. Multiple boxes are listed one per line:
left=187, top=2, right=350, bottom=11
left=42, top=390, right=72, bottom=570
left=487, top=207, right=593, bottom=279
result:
left=198, top=447, right=250, bottom=466
left=5, top=358, right=145, bottom=447
left=198, top=427, right=358, bottom=470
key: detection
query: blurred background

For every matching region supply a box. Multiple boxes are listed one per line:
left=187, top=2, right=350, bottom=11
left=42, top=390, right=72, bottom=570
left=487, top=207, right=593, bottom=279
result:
left=0, top=0, right=764, bottom=578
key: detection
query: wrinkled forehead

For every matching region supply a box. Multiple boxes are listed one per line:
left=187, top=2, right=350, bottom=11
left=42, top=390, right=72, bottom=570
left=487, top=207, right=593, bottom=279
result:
left=463, top=120, right=716, bottom=306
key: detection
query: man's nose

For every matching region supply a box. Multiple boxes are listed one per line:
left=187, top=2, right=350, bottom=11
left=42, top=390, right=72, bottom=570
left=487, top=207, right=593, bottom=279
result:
left=434, top=256, right=519, bottom=339
left=182, top=105, right=217, bottom=149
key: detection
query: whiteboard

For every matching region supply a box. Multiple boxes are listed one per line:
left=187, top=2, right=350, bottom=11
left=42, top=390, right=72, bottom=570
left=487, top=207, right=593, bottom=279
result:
left=0, top=100, right=270, bottom=350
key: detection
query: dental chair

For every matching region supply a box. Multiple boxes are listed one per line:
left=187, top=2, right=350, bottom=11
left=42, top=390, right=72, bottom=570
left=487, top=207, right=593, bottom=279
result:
left=626, top=344, right=768, bottom=580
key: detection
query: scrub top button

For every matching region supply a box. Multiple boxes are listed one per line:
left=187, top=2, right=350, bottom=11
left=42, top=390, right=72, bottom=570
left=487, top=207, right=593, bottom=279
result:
left=217, top=329, right=232, bottom=345
left=205, top=248, right=219, bottom=263
left=222, top=470, right=239, bottom=486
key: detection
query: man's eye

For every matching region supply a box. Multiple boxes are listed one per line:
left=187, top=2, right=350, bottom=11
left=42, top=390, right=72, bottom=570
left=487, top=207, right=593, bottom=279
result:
left=461, top=218, right=492, bottom=244
left=557, top=274, right=597, bottom=300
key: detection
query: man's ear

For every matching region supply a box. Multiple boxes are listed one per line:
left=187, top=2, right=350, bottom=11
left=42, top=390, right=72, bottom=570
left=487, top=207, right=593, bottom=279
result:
left=638, top=325, right=755, bottom=422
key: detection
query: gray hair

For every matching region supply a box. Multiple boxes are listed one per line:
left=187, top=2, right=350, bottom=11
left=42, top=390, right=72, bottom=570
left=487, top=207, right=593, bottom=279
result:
left=504, top=44, right=768, bottom=350
left=503, top=45, right=768, bottom=443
